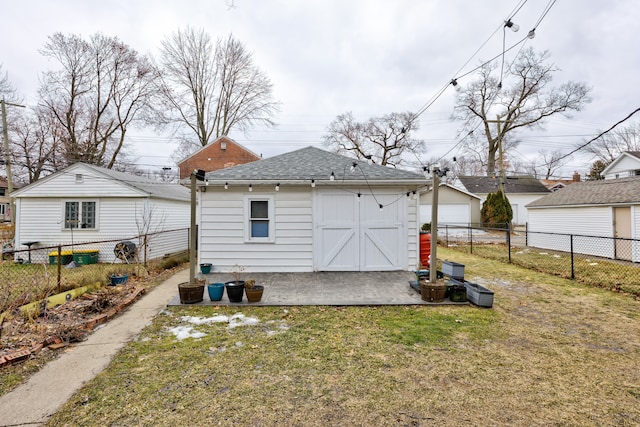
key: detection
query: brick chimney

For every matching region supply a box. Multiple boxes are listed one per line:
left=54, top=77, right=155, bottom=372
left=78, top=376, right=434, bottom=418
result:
left=572, top=171, right=581, bottom=182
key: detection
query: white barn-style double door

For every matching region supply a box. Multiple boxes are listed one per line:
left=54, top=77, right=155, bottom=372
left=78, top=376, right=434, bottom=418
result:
left=314, top=190, right=407, bottom=271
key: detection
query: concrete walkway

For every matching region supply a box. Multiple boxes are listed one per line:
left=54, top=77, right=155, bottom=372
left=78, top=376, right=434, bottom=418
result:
left=0, top=269, right=459, bottom=426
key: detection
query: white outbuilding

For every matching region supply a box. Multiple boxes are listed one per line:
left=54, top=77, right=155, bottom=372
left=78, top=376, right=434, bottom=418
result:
left=12, top=163, right=191, bottom=263
left=194, top=146, right=426, bottom=272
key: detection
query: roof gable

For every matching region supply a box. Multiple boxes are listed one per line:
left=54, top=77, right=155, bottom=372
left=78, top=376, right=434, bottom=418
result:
left=177, top=136, right=261, bottom=179
left=13, top=163, right=190, bottom=202
left=422, top=183, right=481, bottom=199
left=602, top=151, right=640, bottom=176
left=527, top=176, right=640, bottom=207
left=199, top=146, right=425, bottom=184
left=458, top=175, right=550, bottom=195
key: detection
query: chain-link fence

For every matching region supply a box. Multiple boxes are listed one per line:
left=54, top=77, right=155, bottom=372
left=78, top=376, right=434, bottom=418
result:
left=439, top=224, right=640, bottom=297
left=1, top=228, right=190, bottom=314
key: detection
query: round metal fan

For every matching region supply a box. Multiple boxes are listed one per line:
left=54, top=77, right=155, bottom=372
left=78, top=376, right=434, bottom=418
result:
left=114, top=241, right=137, bottom=262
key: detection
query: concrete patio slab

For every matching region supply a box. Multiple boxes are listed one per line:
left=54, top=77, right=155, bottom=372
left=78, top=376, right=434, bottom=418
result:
left=167, top=271, right=469, bottom=306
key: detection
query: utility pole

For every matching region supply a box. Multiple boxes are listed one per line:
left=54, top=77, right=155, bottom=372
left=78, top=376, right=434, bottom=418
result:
left=429, top=165, right=439, bottom=284
left=189, top=171, right=197, bottom=284
left=487, top=113, right=507, bottom=194
left=1, top=98, right=25, bottom=225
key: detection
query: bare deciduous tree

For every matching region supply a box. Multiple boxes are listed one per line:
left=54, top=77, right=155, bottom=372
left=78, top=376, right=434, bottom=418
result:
left=323, top=111, right=423, bottom=167
left=0, top=64, right=19, bottom=103
left=158, top=29, right=279, bottom=151
left=583, top=122, right=640, bottom=163
left=11, top=106, right=62, bottom=183
left=38, top=32, right=157, bottom=168
left=453, top=48, right=591, bottom=175
left=536, top=148, right=569, bottom=179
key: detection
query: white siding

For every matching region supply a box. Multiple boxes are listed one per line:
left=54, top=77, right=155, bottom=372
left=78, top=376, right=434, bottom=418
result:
left=527, top=206, right=616, bottom=259
left=15, top=196, right=189, bottom=264
left=407, top=194, right=419, bottom=270
left=198, top=186, right=313, bottom=273
left=199, top=185, right=418, bottom=272
left=604, top=156, right=640, bottom=180
left=16, top=165, right=146, bottom=198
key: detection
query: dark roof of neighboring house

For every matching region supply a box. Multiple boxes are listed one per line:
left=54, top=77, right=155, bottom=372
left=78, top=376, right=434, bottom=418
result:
left=527, top=176, right=640, bottom=207
left=457, top=175, right=550, bottom=194
left=626, top=151, right=640, bottom=159
left=199, top=146, right=426, bottom=184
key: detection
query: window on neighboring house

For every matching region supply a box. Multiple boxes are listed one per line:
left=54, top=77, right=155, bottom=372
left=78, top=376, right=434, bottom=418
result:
left=64, top=201, right=97, bottom=229
left=0, top=188, right=5, bottom=196
left=0, top=204, right=6, bottom=216
left=244, top=196, right=274, bottom=242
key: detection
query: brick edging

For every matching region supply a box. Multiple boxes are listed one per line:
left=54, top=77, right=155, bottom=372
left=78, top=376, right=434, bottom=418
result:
left=0, top=286, right=147, bottom=369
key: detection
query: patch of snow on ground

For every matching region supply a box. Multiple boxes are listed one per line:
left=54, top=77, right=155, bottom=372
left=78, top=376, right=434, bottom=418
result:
left=228, top=313, right=260, bottom=329
left=169, top=325, right=207, bottom=341
left=179, top=313, right=261, bottom=329
left=180, top=315, right=230, bottom=324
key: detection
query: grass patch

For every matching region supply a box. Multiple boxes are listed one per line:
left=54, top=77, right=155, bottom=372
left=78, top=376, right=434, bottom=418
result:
left=448, top=243, right=640, bottom=297
left=46, top=251, right=640, bottom=426
left=377, top=306, right=499, bottom=346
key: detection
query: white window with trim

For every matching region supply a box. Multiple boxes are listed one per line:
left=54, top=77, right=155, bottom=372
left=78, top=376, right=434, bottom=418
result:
left=63, top=200, right=98, bottom=229
left=244, top=195, right=275, bottom=242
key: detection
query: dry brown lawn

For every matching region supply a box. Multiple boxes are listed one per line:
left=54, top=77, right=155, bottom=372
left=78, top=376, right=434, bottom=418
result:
left=42, top=249, right=640, bottom=426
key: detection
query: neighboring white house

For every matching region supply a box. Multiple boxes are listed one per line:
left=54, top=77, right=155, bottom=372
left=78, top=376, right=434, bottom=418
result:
left=193, top=146, right=426, bottom=273
left=526, top=176, right=640, bottom=262
left=12, top=163, right=191, bottom=263
left=602, top=151, right=640, bottom=180
left=419, top=183, right=481, bottom=226
left=455, top=175, right=550, bottom=225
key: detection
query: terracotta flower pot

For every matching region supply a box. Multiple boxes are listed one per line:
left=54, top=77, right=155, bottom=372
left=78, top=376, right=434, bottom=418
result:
left=245, top=285, right=264, bottom=303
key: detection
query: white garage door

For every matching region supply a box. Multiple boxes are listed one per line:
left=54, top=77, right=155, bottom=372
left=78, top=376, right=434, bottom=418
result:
left=314, top=190, right=406, bottom=271
left=420, top=203, right=470, bottom=226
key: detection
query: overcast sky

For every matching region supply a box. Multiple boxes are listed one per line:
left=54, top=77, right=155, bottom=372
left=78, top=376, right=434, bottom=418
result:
left=2, top=0, right=639, bottom=178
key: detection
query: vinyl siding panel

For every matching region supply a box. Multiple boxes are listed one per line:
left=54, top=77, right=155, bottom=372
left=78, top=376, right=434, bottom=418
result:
left=198, top=187, right=313, bottom=272
left=15, top=196, right=189, bottom=263
left=407, top=195, right=419, bottom=270
left=527, top=206, right=615, bottom=258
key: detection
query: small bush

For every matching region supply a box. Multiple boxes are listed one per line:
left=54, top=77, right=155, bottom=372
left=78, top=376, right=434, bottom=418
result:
left=481, top=191, right=513, bottom=225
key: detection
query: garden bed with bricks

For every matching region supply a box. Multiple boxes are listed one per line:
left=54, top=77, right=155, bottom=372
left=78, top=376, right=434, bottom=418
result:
left=0, top=282, right=145, bottom=369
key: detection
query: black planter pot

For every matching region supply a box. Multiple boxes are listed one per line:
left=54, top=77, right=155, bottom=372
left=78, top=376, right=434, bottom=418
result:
left=225, top=280, right=245, bottom=303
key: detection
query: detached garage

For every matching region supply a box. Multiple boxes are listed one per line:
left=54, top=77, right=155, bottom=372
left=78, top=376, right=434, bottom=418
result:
left=526, top=176, right=640, bottom=262
left=195, top=146, right=425, bottom=272
left=419, top=183, right=481, bottom=226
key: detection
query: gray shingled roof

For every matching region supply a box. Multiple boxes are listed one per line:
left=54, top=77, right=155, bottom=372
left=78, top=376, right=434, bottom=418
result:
left=458, top=175, right=550, bottom=194
left=76, top=163, right=189, bottom=202
left=527, top=176, right=640, bottom=207
left=201, top=146, right=426, bottom=184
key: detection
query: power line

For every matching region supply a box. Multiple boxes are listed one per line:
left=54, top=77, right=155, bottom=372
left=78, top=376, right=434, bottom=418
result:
left=552, top=107, right=640, bottom=163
